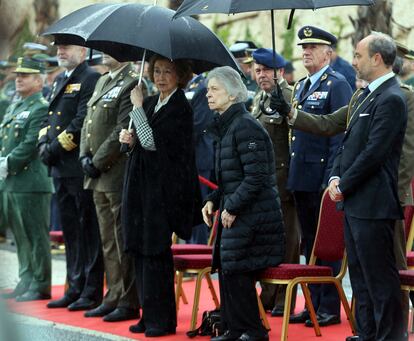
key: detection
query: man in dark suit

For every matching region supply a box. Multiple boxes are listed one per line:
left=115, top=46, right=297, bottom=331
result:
left=288, top=26, right=353, bottom=327
left=270, top=31, right=407, bottom=341
left=328, top=32, right=406, bottom=341
left=38, top=37, right=104, bottom=311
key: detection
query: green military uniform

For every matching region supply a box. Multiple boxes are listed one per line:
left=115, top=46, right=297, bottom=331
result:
left=0, top=89, right=53, bottom=296
left=252, top=78, right=300, bottom=312
left=293, top=83, right=414, bottom=328
left=80, top=63, right=141, bottom=312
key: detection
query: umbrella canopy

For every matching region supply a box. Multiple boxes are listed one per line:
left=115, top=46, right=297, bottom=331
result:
left=43, top=3, right=241, bottom=74
left=173, top=0, right=375, bottom=16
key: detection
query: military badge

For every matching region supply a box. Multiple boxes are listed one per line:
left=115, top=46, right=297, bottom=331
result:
left=304, top=27, right=313, bottom=37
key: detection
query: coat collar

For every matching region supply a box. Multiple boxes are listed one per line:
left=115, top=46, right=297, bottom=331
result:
left=296, top=65, right=332, bottom=103
left=208, top=102, right=246, bottom=139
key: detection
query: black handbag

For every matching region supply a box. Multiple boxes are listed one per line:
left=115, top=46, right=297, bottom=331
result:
left=186, top=309, right=223, bottom=338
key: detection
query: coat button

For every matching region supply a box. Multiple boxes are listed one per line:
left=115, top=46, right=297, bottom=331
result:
left=103, top=104, right=108, bottom=108
left=49, top=111, right=53, bottom=115
left=298, top=105, right=302, bottom=109
left=321, top=158, right=324, bottom=162
left=24, top=166, right=28, bottom=170
left=90, top=148, right=93, bottom=152
left=3, top=135, right=7, bottom=139
left=57, top=111, right=62, bottom=115
left=281, top=163, right=285, bottom=167
left=92, top=106, right=96, bottom=110
left=6, top=124, right=10, bottom=128
left=1, top=147, right=5, bottom=151
left=87, top=133, right=91, bottom=138
left=88, top=120, right=92, bottom=124
left=311, top=105, right=315, bottom=109
left=47, top=125, right=51, bottom=129
left=292, top=136, right=296, bottom=141
left=15, top=124, right=19, bottom=128
left=56, top=126, right=61, bottom=130
left=291, top=152, right=295, bottom=156
left=270, top=118, right=274, bottom=123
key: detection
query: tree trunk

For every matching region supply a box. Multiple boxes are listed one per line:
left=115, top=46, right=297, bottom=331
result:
left=33, top=0, right=59, bottom=43
left=350, top=0, right=393, bottom=45
left=168, top=0, right=184, bottom=11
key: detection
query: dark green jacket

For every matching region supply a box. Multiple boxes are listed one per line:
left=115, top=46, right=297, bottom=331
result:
left=0, top=92, right=53, bottom=193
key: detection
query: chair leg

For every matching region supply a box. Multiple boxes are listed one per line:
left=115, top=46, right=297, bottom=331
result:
left=280, top=282, right=295, bottom=341
left=205, top=273, right=220, bottom=308
left=334, top=280, right=356, bottom=334
left=256, top=290, right=270, bottom=331
left=190, top=271, right=205, bottom=331
left=301, top=283, right=321, bottom=337
left=175, top=271, right=184, bottom=311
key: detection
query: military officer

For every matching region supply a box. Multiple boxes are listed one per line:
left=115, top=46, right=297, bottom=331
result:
left=79, top=54, right=141, bottom=322
left=287, top=26, right=353, bottom=327
left=0, top=57, right=53, bottom=301
left=38, top=37, right=104, bottom=311
left=250, top=48, right=300, bottom=317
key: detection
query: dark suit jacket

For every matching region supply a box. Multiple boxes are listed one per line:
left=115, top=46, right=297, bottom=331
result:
left=40, top=61, right=100, bottom=178
left=331, top=76, right=407, bottom=219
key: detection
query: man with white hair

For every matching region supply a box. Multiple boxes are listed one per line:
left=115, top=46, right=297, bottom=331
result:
left=287, top=26, right=353, bottom=327
left=38, top=37, right=103, bottom=311
left=0, top=57, right=53, bottom=301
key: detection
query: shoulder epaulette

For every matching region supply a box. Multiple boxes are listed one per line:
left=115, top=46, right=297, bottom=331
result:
left=400, top=83, right=413, bottom=92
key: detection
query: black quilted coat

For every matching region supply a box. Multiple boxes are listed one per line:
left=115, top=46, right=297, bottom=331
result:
left=206, top=102, right=285, bottom=273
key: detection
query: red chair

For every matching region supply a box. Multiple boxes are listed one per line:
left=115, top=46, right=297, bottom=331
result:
left=258, top=189, right=356, bottom=341
left=405, top=178, right=414, bottom=267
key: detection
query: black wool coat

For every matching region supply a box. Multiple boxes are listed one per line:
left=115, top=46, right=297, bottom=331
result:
left=122, top=89, right=202, bottom=255
left=206, top=103, right=285, bottom=273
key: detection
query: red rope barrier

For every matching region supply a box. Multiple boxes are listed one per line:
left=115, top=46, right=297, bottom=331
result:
left=198, top=175, right=218, bottom=190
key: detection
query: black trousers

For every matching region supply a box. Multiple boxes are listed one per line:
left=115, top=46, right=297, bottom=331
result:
left=345, top=215, right=404, bottom=341
left=54, top=177, right=103, bottom=300
left=134, top=249, right=176, bottom=331
left=219, top=271, right=267, bottom=338
left=294, top=190, right=341, bottom=316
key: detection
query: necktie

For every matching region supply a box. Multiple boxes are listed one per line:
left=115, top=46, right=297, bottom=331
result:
left=358, top=86, right=371, bottom=103
left=301, top=78, right=311, bottom=100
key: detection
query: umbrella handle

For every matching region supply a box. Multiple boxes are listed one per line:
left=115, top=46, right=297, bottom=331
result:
left=120, top=49, right=147, bottom=153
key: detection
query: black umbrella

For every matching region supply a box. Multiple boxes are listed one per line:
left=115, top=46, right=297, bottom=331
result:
left=43, top=3, right=241, bottom=74
left=174, top=0, right=375, bottom=75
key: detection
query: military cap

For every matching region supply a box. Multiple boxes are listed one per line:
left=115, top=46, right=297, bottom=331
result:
left=13, top=57, right=45, bottom=74
left=51, top=34, right=85, bottom=46
left=284, top=61, right=295, bottom=73
left=297, top=26, right=337, bottom=46
left=230, top=41, right=257, bottom=59
left=396, top=42, right=414, bottom=60
left=252, top=48, right=287, bottom=69
left=32, top=53, right=61, bottom=73
left=0, top=56, right=17, bottom=69
left=23, top=42, right=48, bottom=56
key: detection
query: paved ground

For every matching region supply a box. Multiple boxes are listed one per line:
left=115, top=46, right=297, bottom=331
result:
left=0, top=235, right=353, bottom=341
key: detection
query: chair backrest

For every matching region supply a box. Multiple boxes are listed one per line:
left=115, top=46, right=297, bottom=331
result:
left=404, top=177, right=414, bottom=252
left=310, top=189, right=345, bottom=264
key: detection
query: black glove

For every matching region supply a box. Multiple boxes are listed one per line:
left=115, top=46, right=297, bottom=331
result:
left=38, top=143, right=56, bottom=166
left=269, top=82, right=292, bottom=117
left=80, top=156, right=101, bottom=179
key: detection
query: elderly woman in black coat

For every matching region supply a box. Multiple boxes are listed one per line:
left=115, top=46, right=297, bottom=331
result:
left=119, top=54, right=200, bottom=337
left=202, top=66, right=285, bottom=341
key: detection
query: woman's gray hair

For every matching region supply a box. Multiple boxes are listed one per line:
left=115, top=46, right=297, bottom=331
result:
left=368, top=31, right=396, bottom=67
left=207, top=66, right=248, bottom=103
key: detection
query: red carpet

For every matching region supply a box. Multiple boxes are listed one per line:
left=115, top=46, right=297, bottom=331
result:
left=4, top=280, right=412, bottom=340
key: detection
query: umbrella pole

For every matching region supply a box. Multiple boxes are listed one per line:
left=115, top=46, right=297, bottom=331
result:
left=270, top=9, right=277, bottom=81
left=120, top=49, right=147, bottom=153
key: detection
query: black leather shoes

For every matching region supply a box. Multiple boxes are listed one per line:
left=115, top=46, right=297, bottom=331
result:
left=67, top=297, right=99, bottom=311
left=345, top=337, right=360, bottom=341
left=211, top=331, right=241, bottom=341
left=144, top=327, right=176, bottom=337
left=271, top=307, right=286, bottom=317
left=103, top=307, right=140, bottom=322
left=15, top=291, right=51, bottom=302
left=289, top=309, right=310, bottom=323
left=47, top=295, right=76, bottom=308
left=238, top=333, right=269, bottom=341
left=84, top=304, right=114, bottom=317
left=305, top=313, right=341, bottom=327
left=129, top=319, right=145, bottom=333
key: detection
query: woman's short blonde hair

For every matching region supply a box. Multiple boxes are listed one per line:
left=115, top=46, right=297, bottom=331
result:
left=206, top=66, right=248, bottom=103
left=148, top=54, right=193, bottom=89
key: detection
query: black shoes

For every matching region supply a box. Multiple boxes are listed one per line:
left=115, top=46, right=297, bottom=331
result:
left=103, top=307, right=139, bottom=322
left=129, top=319, right=146, bottom=333
left=238, top=333, right=269, bottom=341
left=67, top=297, right=100, bottom=311
left=271, top=307, right=285, bottom=317
left=289, top=309, right=310, bottom=323
left=84, top=304, right=114, bottom=317
left=211, top=331, right=241, bottom=341
left=144, top=327, right=176, bottom=337
left=15, top=291, right=51, bottom=302
left=1, top=283, right=29, bottom=299
left=345, top=337, right=360, bottom=341
left=47, top=295, right=77, bottom=308
left=304, top=313, right=341, bottom=327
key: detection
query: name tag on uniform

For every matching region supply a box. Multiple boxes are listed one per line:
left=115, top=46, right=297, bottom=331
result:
left=307, top=91, right=328, bottom=101
left=64, top=83, right=81, bottom=93
left=16, top=111, right=30, bottom=120
left=102, top=86, right=122, bottom=100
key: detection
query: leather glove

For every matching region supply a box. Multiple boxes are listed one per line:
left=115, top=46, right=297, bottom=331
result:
left=80, top=156, right=101, bottom=179
left=38, top=143, right=56, bottom=166
left=269, top=82, right=292, bottom=117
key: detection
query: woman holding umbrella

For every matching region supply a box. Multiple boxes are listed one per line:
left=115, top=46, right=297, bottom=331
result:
left=202, top=66, right=285, bottom=341
left=119, top=54, right=201, bottom=337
